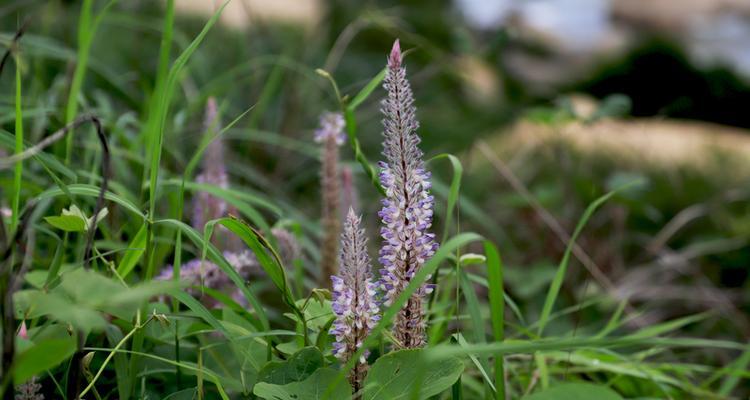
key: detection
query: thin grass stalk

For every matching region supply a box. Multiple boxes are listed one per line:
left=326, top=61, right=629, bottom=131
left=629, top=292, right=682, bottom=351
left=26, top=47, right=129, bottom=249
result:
left=11, top=55, right=22, bottom=234
left=64, top=0, right=94, bottom=162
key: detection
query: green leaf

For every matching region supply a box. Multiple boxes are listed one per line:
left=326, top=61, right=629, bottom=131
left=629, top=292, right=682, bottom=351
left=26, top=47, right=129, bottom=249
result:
left=257, top=347, right=324, bottom=385
left=295, top=298, right=333, bottom=331
left=522, top=383, right=623, bottom=400
left=35, top=184, right=145, bottom=219
left=347, top=67, right=386, bottom=111
left=484, top=242, right=506, bottom=400
left=148, top=1, right=228, bottom=218
left=116, top=223, right=148, bottom=278
left=163, top=388, right=198, bottom=400
left=428, top=154, right=463, bottom=241
left=363, top=349, right=465, bottom=400
left=254, top=368, right=352, bottom=400
left=45, top=215, right=86, bottom=232
left=12, top=337, right=77, bottom=384
left=538, top=181, right=642, bottom=335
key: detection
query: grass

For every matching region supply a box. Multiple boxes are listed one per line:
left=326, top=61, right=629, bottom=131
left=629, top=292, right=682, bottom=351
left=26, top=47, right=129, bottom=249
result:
left=0, top=1, right=748, bottom=399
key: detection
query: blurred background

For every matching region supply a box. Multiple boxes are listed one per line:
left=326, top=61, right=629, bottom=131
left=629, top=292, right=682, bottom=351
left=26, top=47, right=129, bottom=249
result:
left=2, top=0, right=749, bottom=382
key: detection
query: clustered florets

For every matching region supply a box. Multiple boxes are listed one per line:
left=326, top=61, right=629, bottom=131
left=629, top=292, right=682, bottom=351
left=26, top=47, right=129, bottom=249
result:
left=330, top=208, right=380, bottom=393
left=159, top=98, right=299, bottom=307
left=328, top=39, right=439, bottom=396
left=376, top=39, right=438, bottom=348
left=15, top=376, right=44, bottom=400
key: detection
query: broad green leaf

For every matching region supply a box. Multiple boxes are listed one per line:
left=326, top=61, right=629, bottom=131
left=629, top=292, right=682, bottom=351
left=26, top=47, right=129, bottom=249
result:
left=45, top=214, right=86, bottom=232
left=23, top=290, right=108, bottom=332
left=522, top=383, right=623, bottom=400
left=257, top=347, right=324, bottom=385
left=363, top=349, right=465, bottom=400
left=294, top=298, right=333, bottom=331
left=16, top=269, right=177, bottom=331
left=13, top=337, right=77, bottom=384
left=254, top=368, right=352, bottom=400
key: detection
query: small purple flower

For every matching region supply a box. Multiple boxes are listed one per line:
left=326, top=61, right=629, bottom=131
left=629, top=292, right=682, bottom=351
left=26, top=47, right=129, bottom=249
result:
left=330, top=208, right=380, bottom=393
left=377, top=39, right=438, bottom=349
left=157, top=229, right=300, bottom=308
left=314, top=112, right=346, bottom=145
left=316, top=112, right=346, bottom=288
left=15, top=376, right=43, bottom=400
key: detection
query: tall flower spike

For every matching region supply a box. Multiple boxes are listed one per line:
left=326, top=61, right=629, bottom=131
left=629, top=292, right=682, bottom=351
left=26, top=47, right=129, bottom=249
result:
left=315, top=112, right=346, bottom=288
left=330, top=208, right=380, bottom=395
left=192, top=97, right=243, bottom=250
left=193, top=98, right=227, bottom=229
left=377, top=39, right=438, bottom=349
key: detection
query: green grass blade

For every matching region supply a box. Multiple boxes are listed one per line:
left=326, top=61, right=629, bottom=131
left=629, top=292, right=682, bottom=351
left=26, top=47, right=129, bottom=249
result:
left=340, top=66, right=388, bottom=196
left=34, top=184, right=145, bottom=218
left=153, top=218, right=267, bottom=331
left=63, top=0, right=114, bottom=161
left=484, top=241, right=505, bottom=400
left=346, top=67, right=386, bottom=111
left=343, top=109, right=386, bottom=196
left=11, top=55, right=23, bottom=233
left=172, top=290, right=232, bottom=338
left=116, top=223, right=148, bottom=278
left=425, top=336, right=744, bottom=361
left=718, top=342, right=750, bottom=395
left=212, top=218, right=303, bottom=321
left=148, top=1, right=227, bottom=218
left=429, top=154, right=463, bottom=242
left=459, top=270, right=495, bottom=396
left=537, top=182, right=640, bottom=336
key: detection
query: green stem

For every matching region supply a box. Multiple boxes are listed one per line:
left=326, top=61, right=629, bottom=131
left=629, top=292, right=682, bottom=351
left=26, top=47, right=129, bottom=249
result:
left=80, top=314, right=153, bottom=398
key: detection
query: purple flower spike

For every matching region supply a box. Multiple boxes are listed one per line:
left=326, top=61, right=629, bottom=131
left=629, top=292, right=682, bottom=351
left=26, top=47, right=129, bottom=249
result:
left=330, top=208, right=380, bottom=394
left=314, top=112, right=346, bottom=145
left=316, top=112, right=346, bottom=288
left=378, top=39, right=438, bottom=349
left=193, top=97, right=229, bottom=230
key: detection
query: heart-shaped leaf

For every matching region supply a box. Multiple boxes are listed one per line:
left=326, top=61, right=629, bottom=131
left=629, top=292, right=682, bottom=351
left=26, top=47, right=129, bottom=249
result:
left=363, top=349, right=464, bottom=399
left=258, top=347, right=324, bottom=385
left=522, top=383, right=624, bottom=400
left=254, top=367, right=352, bottom=400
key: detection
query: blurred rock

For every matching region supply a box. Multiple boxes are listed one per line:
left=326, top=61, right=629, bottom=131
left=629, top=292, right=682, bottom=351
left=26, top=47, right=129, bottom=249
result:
left=175, top=0, right=321, bottom=29
left=486, top=117, right=750, bottom=174
left=455, top=55, right=502, bottom=105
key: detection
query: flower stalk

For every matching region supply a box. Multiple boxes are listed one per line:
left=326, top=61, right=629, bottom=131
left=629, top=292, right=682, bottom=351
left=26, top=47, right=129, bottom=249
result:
left=331, top=208, right=380, bottom=394
left=377, top=39, right=438, bottom=348
left=315, top=112, right=346, bottom=288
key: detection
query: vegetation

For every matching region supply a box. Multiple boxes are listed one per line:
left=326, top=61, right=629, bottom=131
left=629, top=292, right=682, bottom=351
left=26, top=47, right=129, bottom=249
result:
left=0, top=1, right=748, bottom=399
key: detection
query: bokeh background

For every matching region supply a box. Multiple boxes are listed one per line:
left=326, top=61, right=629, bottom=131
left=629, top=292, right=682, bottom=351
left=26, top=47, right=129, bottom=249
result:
left=2, top=0, right=749, bottom=391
